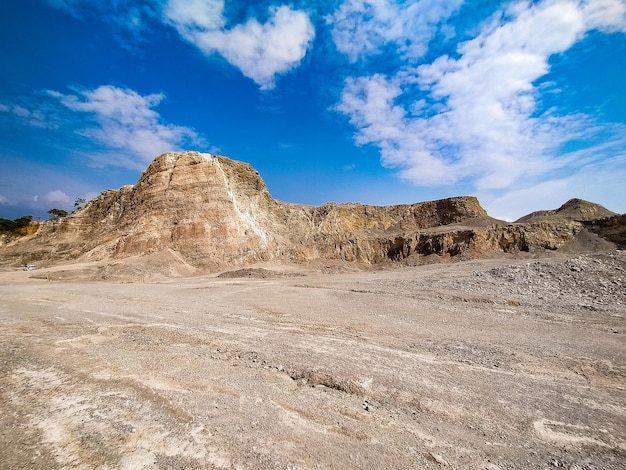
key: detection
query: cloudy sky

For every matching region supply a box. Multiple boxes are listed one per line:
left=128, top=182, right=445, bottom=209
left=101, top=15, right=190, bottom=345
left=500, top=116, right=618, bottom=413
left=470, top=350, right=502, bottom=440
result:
left=1, top=0, right=625, bottom=221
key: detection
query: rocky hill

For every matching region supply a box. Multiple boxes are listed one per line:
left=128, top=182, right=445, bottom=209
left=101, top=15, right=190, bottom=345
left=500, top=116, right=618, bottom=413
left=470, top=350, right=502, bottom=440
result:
left=0, top=152, right=622, bottom=276
left=515, top=198, right=617, bottom=223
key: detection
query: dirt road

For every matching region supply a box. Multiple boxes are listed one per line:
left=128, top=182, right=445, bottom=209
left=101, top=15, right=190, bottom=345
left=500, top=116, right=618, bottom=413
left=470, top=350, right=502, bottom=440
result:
left=1, top=253, right=625, bottom=469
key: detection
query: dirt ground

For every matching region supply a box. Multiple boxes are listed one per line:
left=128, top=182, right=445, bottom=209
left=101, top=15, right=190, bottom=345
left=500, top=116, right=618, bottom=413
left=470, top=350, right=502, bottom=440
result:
left=0, top=252, right=624, bottom=469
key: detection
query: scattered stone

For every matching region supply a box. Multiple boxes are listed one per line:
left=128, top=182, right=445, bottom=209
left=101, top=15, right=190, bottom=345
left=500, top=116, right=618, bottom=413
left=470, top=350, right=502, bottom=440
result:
left=484, top=464, right=502, bottom=470
left=427, top=452, right=449, bottom=466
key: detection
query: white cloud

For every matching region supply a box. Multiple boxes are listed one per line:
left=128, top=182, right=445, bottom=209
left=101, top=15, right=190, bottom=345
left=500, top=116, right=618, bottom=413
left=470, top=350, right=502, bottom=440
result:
left=335, top=0, right=626, bottom=193
left=0, top=102, right=52, bottom=128
left=336, top=74, right=456, bottom=185
left=46, top=0, right=82, bottom=16
left=330, top=0, right=463, bottom=61
left=582, top=0, right=626, bottom=32
left=163, top=0, right=225, bottom=34
left=163, top=2, right=315, bottom=89
left=12, top=106, right=32, bottom=118
left=47, top=0, right=157, bottom=33
left=45, top=190, right=71, bottom=205
left=51, top=85, right=202, bottom=167
left=0, top=194, right=9, bottom=205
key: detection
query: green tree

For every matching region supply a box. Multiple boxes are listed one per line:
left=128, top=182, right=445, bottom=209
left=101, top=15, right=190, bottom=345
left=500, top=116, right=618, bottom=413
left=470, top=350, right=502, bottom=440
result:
left=0, top=215, right=34, bottom=235
left=0, top=218, right=16, bottom=233
left=73, top=198, right=86, bottom=211
left=14, top=215, right=33, bottom=226
left=48, top=208, right=68, bottom=219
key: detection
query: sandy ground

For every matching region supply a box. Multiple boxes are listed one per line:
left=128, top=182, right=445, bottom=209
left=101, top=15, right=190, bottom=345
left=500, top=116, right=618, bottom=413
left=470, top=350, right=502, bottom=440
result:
left=0, top=252, right=625, bottom=469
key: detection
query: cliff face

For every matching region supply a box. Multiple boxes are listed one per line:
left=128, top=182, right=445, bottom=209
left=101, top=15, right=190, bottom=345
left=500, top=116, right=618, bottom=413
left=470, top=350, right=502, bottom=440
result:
left=1, top=152, right=620, bottom=272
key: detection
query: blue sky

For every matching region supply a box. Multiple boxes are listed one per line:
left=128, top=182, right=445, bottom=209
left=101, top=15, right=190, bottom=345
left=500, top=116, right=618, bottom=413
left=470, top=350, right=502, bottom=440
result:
left=1, top=0, right=625, bottom=221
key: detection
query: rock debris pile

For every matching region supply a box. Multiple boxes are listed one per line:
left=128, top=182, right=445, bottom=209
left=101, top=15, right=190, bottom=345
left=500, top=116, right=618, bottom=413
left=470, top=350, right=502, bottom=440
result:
left=472, top=251, right=626, bottom=312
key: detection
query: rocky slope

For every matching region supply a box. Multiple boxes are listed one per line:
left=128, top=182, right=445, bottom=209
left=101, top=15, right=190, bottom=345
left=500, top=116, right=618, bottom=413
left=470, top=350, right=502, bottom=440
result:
left=583, top=214, right=626, bottom=249
left=0, top=152, right=622, bottom=274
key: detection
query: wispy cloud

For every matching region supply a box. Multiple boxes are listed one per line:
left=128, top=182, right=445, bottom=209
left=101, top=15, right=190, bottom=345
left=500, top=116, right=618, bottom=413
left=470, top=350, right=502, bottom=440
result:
left=582, top=0, right=626, bottom=31
left=333, top=0, right=626, bottom=199
left=0, top=101, right=57, bottom=128
left=47, top=85, right=202, bottom=168
left=162, top=0, right=225, bottom=33
left=3, top=85, right=203, bottom=170
left=46, top=0, right=82, bottom=17
left=329, top=0, right=462, bottom=62
left=46, top=0, right=157, bottom=38
left=162, top=1, right=315, bottom=89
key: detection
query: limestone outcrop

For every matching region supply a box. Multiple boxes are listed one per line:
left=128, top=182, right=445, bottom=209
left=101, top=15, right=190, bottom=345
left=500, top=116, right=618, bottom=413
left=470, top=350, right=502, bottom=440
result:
left=0, top=152, right=621, bottom=273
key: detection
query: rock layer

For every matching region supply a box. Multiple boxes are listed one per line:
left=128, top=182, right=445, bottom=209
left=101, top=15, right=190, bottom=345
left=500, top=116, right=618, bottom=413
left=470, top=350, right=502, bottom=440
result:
left=0, top=152, right=621, bottom=272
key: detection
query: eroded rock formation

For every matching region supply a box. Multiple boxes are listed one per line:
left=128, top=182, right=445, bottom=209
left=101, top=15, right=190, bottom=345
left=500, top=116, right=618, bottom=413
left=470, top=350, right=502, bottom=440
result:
left=0, top=151, right=621, bottom=272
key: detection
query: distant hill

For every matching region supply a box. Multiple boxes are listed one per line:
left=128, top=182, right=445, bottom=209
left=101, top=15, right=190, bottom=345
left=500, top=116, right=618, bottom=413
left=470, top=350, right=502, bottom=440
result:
left=515, top=198, right=617, bottom=223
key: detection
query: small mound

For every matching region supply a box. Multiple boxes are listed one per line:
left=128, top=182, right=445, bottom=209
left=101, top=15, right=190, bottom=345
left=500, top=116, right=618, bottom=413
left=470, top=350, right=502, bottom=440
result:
left=584, top=214, right=626, bottom=249
left=31, top=249, right=198, bottom=282
left=103, top=249, right=198, bottom=281
left=558, top=228, right=616, bottom=253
